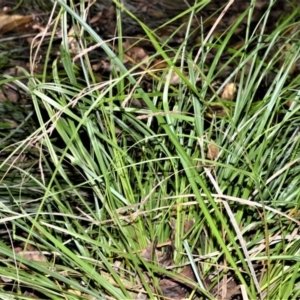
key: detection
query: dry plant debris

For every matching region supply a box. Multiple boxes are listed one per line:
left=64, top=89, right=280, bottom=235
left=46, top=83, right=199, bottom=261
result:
left=0, top=13, right=34, bottom=34
left=138, top=220, right=204, bottom=299
left=221, top=83, right=237, bottom=101
left=207, top=140, right=220, bottom=161
left=14, top=244, right=48, bottom=266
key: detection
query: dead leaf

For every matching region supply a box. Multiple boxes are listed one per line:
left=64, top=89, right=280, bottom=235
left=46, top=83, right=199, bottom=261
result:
left=22, top=250, right=47, bottom=262
left=180, top=266, right=196, bottom=282
left=212, top=277, right=241, bottom=300
left=207, top=140, right=220, bottom=160
left=130, top=98, right=146, bottom=108
left=151, top=59, right=167, bottom=70
left=157, top=244, right=173, bottom=267
left=0, top=88, right=19, bottom=103
left=66, top=26, right=79, bottom=54
left=207, top=103, right=230, bottom=117
left=141, top=239, right=158, bottom=262
left=169, top=70, right=181, bottom=85
left=90, top=6, right=115, bottom=26
left=160, top=278, right=187, bottom=300
left=123, top=40, right=149, bottom=65
left=221, top=83, right=237, bottom=100
left=167, top=70, right=189, bottom=85
left=141, top=239, right=174, bottom=266
left=160, top=266, right=196, bottom=299
left=184, top=220, right=194, bottom=234
left=14, top=245, right=47, bottom=269
left=92, top=60, right=111, bottom=72
left=0, top=14, right=33, bottom=34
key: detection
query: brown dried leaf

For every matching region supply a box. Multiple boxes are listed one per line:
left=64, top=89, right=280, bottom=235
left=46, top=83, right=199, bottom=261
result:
left=159, top=266, right=196, bottom=300
left=89, top=11, right=102, bottom=25
left=160, top=278, right=186, bottom=300
left=221, top=83, right=237, bottom=100
left=180, top=266, right=196, bottom=282
left=141, top=239, right=157, bottom=262
left=151, top=59, right=167, bottom=70
left=92, top=60, right=111, bottom=72
left=165, top=69, right=189, bottom=86
left=23, top=250, right=47, bottom=262
left=212, top=277, right=241, bottom=300
left=0, top=14, right=33, bottom=34
left=157, top=244, right=173, bottom=267
left=123, top=41, right=149, bottom=65
left=15, top=245, right=47, bottom=269
left=184, top=220, right=194, bottom=234
left=0, top=88, right=19, bottom=103
left=169, top=71, right=181, bottom=85
left=90, top=6, right=115, bottom=26
left=141, top=239, right=174, bottom=266
left=67, top=26, right=79, bottom=54
left=207, top=103, right=229, bottom=117
left=207, top=140, right=220, bottom=161
left=130, top=98, right=146, bottom=108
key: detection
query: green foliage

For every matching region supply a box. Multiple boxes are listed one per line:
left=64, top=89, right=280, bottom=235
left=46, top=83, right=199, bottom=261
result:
left=1, top=0, right=300, bottom=299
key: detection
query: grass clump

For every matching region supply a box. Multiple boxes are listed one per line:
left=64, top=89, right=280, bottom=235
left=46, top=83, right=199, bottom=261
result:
left=1, top=0, right=300, bottom=299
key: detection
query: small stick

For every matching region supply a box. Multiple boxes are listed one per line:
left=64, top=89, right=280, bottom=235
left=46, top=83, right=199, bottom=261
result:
left=194, top=0, right=234, bottom=64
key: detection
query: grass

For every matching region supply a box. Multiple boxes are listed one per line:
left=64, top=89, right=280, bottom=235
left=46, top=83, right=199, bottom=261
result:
left=1, top=0, right=300, bottom=299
